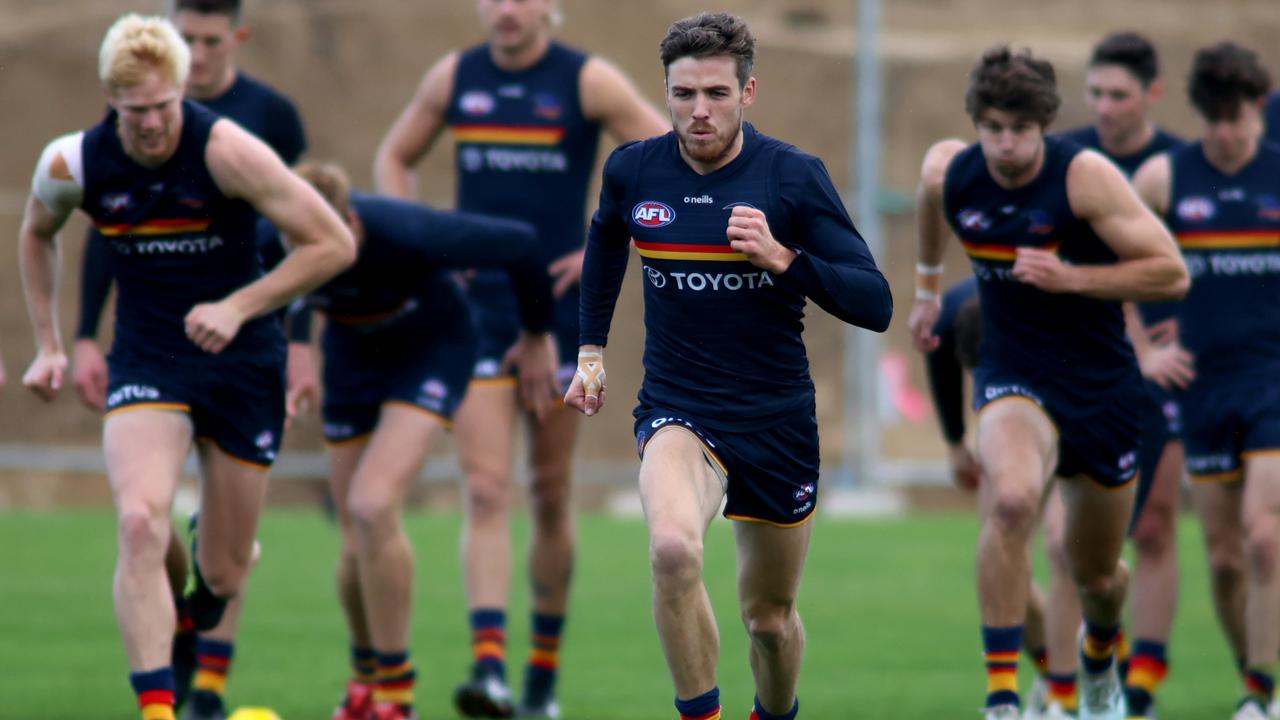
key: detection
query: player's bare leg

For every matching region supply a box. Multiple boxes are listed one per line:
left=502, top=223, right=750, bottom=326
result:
left=329, top=436, right=377, bottom=720
left=735, top=519, right=812, bottom=717
left=520, top=404, right=580, bottom=714
left=640, top=428, right=726, bottom=703
left=454, top=382, right=520, bottom=714
left=974, top=399, right=1057, bottom=715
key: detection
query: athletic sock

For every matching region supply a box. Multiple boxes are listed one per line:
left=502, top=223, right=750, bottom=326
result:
left=131, top=667, right=176, bottom=720
left=524, top=613, right=564, bottom=705
left=470, top=608, right=507, bottom=680
left=191, top=638, right=233, bottom=699
left=982, top=625, right=1023, bottom=708
left=750, top=695, right=799, bottom=720
left=351, top=645, right=377, bottom=685
left=1081, top=622, right=1120, bottom=675
left=1046, top=673, right=1078, bottom=713
left=1245, top=666, right=1276, bottom=707
left=1124, top=640, right=1168, bottom=716
left=675, top=687, right=721, bottom=720
left=373, top=650, right=416, bottom=711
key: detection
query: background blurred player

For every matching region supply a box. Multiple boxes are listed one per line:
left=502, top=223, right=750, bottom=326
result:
left=68, top=3, right=309, bottom=716
left=373, top=0, right=666, bottom=715
left=259, top=162, right=557, bottom=720
left=17, top=14, right=352, bottom=720
left=1059, top=31, right=1188, bottom=719
left=909, top=44, right=1187, bottom=720
left=1131, top=41, right=1280, bottom=720
left=568, top=12, right=892, bottom=720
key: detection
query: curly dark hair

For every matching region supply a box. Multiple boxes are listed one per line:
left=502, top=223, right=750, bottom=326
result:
left=965, top=45, right=1060, bottom=128
left=1090, top=31, right=1159, bottom=86
left=1188, top=41, right=1271, bottom=121
left=659, top=12, right=755, bottom=88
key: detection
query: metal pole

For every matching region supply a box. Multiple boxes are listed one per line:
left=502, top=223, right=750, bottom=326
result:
left=843, top=0, right=884, bottom=488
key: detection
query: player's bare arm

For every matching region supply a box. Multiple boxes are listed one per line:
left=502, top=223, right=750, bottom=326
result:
left=1131, top=151, right=1173, bottom=217
left=373, top=51, right=459, bottom=199
left=908, top=139, right=966, bottom=354
left=19, top=137, right=83, bottom=400
left=194, top=119, right=355, bottom=353
left=580, top=57, right=668, bottom=144
left=1014, top=149, right=1186, bottom=302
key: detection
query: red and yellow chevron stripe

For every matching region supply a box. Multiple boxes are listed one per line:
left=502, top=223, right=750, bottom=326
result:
left=634, top=240, right=747, bottom=262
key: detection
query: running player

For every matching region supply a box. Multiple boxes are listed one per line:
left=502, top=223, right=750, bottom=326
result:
left=908, top=45, right=1187, bottom=720
left=566, top=13, right=892, bottom=720
left=1058, top=32, right=1188, bottom=719
left=374, top=0, right=666, bottom=716
left=68, top=3, right=310, bottom=716
left=256, top=162, right=557, bottom=720
left=17, top=14, right=353, bottom=720
left=1131, top=41, right=1280, bottom=720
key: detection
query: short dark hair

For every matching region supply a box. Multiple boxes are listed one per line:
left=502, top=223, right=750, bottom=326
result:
left=1089, top=31, right=1159, bottom=86
left=954, top=298, right=982, bottom=371
left=1188, top=41, right=1271, bottom=121
left=169, top=0, right=241, bottom=23
left=659, top=12, right=755, bottom=88
left=965, top=45, right=1060, bottom=128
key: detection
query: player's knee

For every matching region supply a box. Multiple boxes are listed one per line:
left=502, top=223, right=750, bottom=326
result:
left=649, top=527, right=703, bottom=590
left=1131, top=508, right=1176, bottom=559
left=117, top=507, right=170, bottom=560
left=465, top=471, right=512, bottom=519
left=347, top=492, right=399, bottom=533
left=529, top=473, right=572, bottom=529
left=741, top=601, right=795, bottom=652
left=1206, top=540, right=1245, bottom=589
left=1243, top=512, right=1280, bottom=579
left=985, top=482, right=1039, bottom=538
left=197, top=544, right=255, bottom=597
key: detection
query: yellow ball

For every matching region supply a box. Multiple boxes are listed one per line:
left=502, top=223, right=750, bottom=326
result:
left=227, top=708, right=282, bottom=720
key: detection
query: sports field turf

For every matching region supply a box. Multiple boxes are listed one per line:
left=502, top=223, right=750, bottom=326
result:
left=0, top=509, right=1246, bottom=719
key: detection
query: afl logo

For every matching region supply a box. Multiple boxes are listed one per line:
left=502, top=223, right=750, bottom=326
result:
left=958, top=208, right=991, bottom=232
left=459, top=90, right=495, bottom=116
left=633, top=201, right=676, bottom=228
left=1177, top=196, right=1215, bottom=222
left=644, top=265, right=667, bottom=288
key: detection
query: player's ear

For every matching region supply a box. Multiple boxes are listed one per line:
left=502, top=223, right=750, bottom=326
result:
left=740, top=77, right=756, bottom=109
left=234, top=24, right=251, bottom=44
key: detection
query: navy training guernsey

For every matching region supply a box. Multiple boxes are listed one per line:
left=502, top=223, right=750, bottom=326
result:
left=259, top=193, right=554, bottom=338
left=446, top=42, right=600, bottom=307
left=943, top=136, right=1137, bottom=404
left=195, top=72, right=307, bottom=165
left=78, top=72, right=307, bottom=340
left=1163, top=141, right=1280, bottom=382
left=1058, top=125, right=1185, bottom=325
left=579, top=123, right=892, bottom=432
left=1057, top=126, right=1183, bottom=177
left=80, top=100, right=282, bottom=363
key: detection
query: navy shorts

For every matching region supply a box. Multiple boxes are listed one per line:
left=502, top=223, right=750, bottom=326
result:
left=106, top=353, right=285, bottom=468
left=321, top=325, right=475, bottom=444
left=973, top=369, right=1146, bottom=488
left=633, top=404, right=821, bottom=527
left=468, top=277, right=578, bottom=391
left=1146, top=382, right=1183, bottom=439
left=1180, top=379, right=1280, bottom=483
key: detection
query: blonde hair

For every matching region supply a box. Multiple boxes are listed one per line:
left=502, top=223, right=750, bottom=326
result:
left=98, top=14, right=190, bottom=91
left=293, top=162, right=352, bottom=218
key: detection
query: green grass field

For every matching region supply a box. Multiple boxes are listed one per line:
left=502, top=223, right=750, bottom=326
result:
left=0, top=509, right=1248, bottom=719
